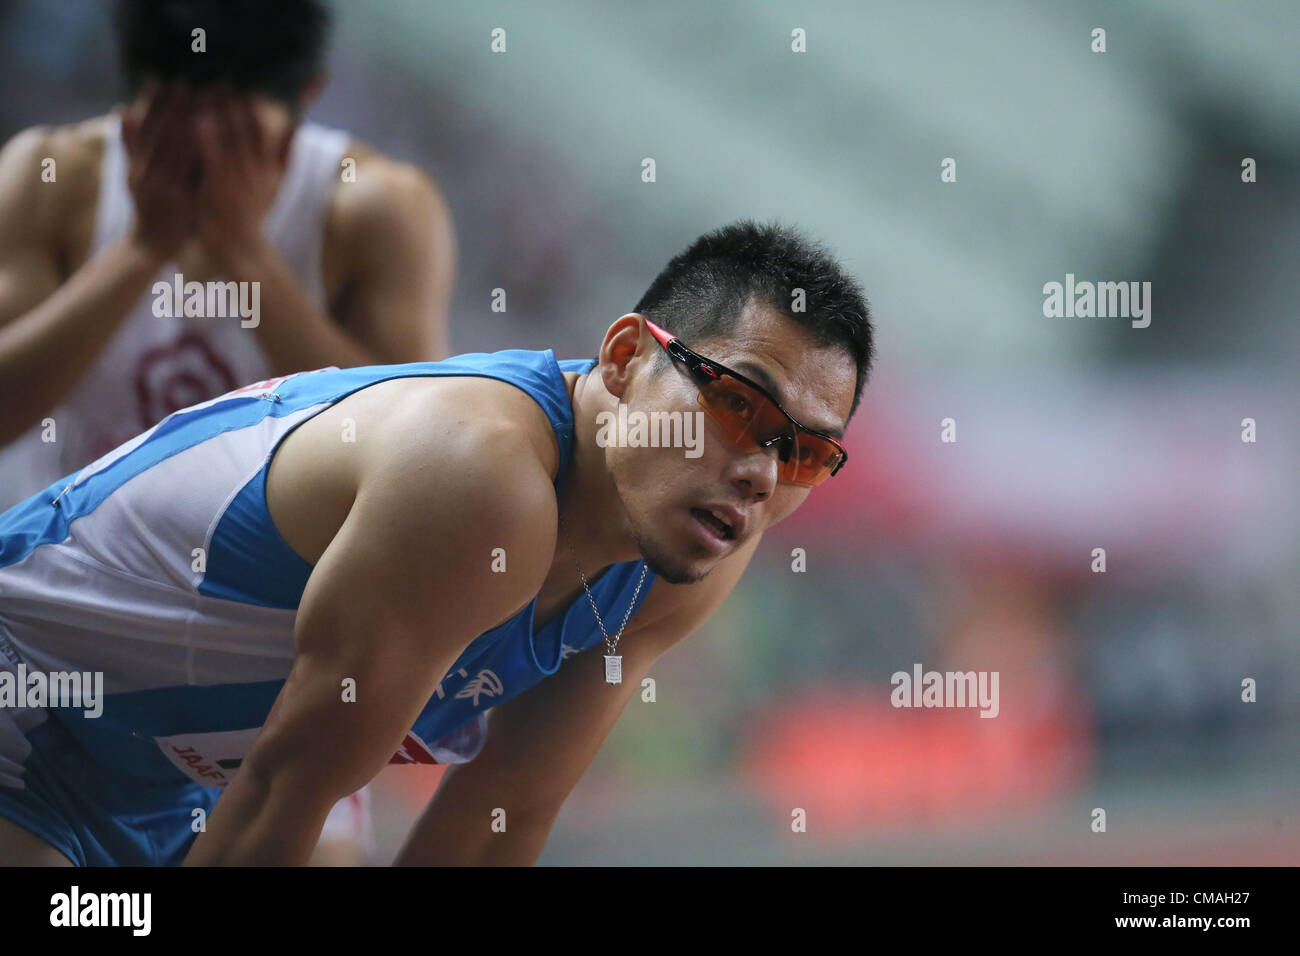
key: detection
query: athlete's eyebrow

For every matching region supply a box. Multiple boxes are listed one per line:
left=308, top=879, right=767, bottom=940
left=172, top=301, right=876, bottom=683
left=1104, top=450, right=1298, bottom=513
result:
left=731, top=360, right=844, bottom=439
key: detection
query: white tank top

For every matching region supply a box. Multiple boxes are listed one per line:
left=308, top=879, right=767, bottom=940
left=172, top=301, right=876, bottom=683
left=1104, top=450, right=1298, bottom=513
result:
left=0, top=114, right=350, bottom=510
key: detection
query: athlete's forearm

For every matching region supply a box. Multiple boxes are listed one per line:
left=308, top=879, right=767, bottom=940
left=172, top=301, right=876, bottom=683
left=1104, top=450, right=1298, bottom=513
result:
left=182, top=765, right=331, bottom=866
left=0, top=233, right=165, bottom=444
left=218, top=237, right=379, bottom=374
left=393, top=761, right=561, bottom=866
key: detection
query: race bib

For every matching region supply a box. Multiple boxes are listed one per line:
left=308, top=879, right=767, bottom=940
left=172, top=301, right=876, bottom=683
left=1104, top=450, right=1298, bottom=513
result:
left=154, top=728, right=261, bottom=788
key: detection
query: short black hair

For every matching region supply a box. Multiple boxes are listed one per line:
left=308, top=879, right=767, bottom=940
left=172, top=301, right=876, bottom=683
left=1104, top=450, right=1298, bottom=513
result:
left=633, top=220, right=875, bottom=422
left=112, top=0, right=332, bottom=106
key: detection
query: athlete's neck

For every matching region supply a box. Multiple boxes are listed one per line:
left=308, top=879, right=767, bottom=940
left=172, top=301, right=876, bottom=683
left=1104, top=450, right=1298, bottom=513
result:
left=557, top=369, right=641, bottom=573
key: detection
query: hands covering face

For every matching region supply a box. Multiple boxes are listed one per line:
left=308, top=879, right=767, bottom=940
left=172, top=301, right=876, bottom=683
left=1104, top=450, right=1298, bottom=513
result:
left=121, top=81, right=291, bottom=266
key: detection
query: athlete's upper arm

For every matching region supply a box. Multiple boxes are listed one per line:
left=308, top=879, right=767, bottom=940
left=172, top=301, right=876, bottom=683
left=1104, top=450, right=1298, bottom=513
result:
left=0, top=128, right=63, bottom=329
left=423, top=532, right=763, bottom=830
left=240, top=417, right=554, bottom=804
left=328, top=155, right=457, bottom=363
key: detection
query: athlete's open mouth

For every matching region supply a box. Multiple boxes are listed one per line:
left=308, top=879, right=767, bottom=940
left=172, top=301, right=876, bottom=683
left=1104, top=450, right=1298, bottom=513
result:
left=690, top=507, right=734, bottom=540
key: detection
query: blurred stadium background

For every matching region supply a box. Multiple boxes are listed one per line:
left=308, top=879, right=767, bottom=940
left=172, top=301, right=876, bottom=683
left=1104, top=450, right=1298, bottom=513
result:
left=2, top=0, right=1295, bottom=864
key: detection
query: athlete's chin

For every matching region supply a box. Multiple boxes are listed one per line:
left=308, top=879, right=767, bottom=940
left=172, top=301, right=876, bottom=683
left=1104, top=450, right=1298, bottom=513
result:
left=648, top=559, right=711, bottom=586
left=632, top=531, right=715, bottom=585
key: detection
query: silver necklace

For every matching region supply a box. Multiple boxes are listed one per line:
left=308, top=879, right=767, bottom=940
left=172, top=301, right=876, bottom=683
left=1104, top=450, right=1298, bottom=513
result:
left=558, top=515, right=648, bottom=684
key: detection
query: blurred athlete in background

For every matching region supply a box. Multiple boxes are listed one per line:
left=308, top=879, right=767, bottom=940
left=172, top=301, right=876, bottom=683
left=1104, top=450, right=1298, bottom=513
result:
left=0, top=0, right=457, bottom=863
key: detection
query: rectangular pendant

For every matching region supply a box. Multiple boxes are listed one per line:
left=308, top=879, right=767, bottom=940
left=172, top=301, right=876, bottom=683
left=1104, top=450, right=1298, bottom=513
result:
left=604, top=654, right=622, bottom=684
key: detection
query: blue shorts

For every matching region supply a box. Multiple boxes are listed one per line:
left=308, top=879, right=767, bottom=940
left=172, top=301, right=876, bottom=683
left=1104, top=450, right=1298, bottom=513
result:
left=0, top=707, right=218, bottom=866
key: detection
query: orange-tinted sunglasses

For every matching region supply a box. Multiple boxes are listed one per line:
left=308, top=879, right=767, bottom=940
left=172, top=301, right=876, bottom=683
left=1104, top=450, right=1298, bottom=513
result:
left=644, top=319, right=848, bottom=486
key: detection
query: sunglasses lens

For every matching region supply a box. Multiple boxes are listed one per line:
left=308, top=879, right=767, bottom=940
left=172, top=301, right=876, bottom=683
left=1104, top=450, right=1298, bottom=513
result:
left=695, top=375, right=843, bottom=485
left=780, top=431, right=844, bottom=487
left=695, top=375, right=778, bottom=443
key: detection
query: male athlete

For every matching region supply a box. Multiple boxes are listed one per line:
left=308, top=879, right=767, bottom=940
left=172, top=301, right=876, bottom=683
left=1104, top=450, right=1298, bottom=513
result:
left=0, top=221, right=873, bottom=866
left=0, top=0, right=455, bottom=860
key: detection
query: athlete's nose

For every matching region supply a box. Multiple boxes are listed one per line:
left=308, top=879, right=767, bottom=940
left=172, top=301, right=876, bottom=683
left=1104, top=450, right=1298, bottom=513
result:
left=729, top=447, right=778, bottom=502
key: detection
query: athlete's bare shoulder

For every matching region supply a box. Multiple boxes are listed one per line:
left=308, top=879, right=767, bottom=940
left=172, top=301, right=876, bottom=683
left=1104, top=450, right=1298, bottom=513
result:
left=0, top=115, right=104, bottom=179
left=359, top=374, right=563, bottom=491
left=318, top=136, right=456, bottom=355
left=268, top=373, right=564, bottom=567
left=0, top=116, right=106, bottom=267
left=324, top=136, right=453, bottom=252
left=329, top=137, right=444, bottom=208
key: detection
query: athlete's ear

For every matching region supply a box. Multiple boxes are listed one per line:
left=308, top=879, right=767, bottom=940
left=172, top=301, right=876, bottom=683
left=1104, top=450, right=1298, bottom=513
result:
left=596, top=313, right=652, bottom=402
